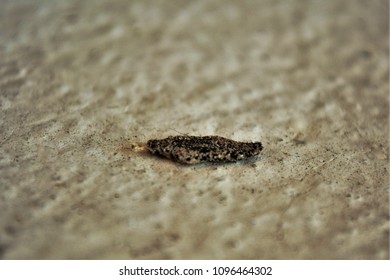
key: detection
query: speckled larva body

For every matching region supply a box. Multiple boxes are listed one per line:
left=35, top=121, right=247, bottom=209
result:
left=147, top=135, right=263, bottom=165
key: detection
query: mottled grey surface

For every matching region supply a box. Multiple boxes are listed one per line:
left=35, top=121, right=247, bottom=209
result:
left=0, top=0, right=389, bottom=259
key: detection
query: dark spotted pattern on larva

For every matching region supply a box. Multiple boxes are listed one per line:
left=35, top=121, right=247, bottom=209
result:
left=147, top=136, right=263, bottom=165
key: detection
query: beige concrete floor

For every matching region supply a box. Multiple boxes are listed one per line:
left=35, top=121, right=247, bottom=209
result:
left=0, top=0, right=389, bottom=259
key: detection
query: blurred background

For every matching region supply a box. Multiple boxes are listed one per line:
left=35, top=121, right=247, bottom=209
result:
left=0, top=0, right=388, bottom=259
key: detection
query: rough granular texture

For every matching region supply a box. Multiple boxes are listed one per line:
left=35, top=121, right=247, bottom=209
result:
left=0, top=0, right=388, bottom=259
left=147, top=136, right=263, bottom=164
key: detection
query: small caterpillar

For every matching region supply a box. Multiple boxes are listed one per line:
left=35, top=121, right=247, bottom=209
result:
left=147, top=135, right=263, bottom=165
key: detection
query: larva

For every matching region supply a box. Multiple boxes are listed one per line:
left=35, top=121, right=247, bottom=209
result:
left=147, top=135, right=263, bottom=165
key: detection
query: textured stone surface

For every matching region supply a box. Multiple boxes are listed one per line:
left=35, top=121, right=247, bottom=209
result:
left=0, top=0, right=388, bottom=259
